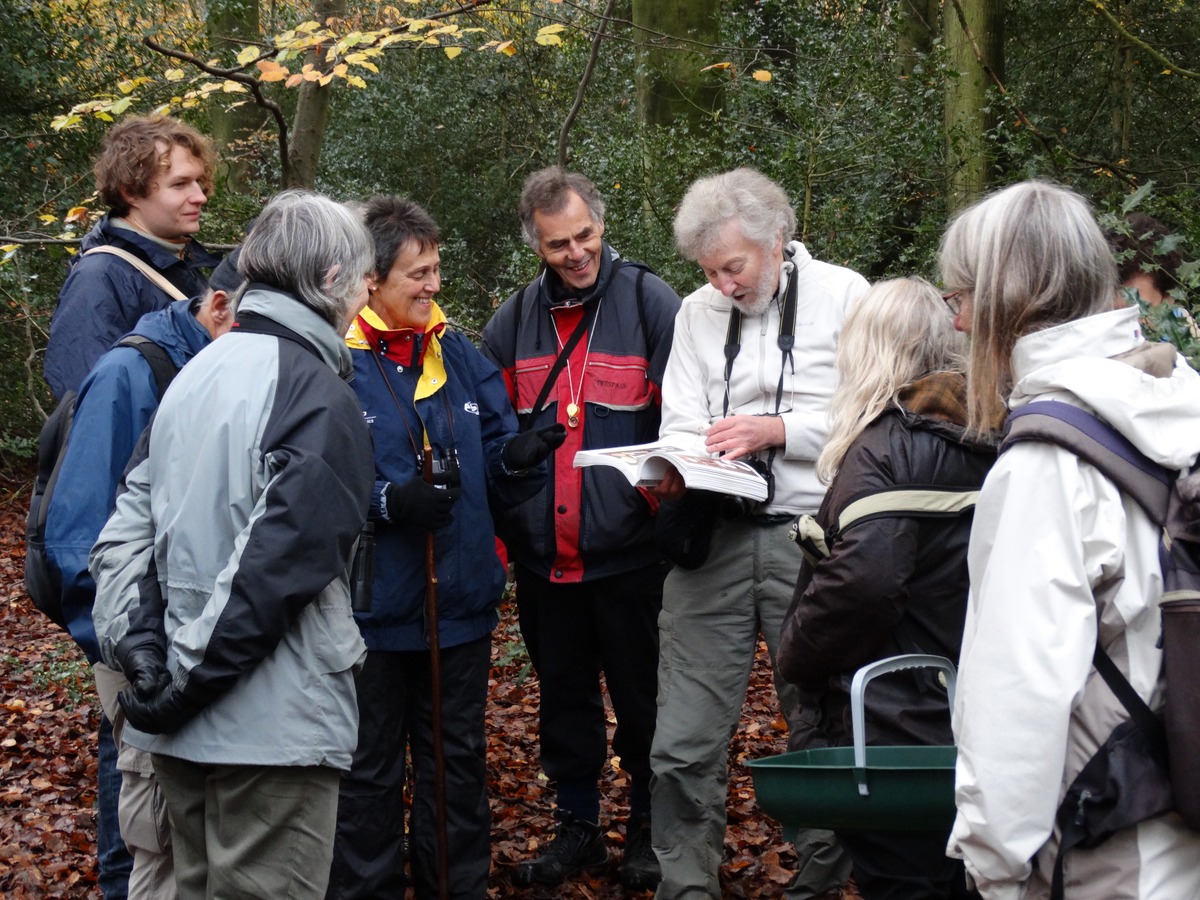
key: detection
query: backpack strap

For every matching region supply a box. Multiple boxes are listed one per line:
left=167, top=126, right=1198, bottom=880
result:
left=84, top=246, right=189, bottom=302
left=1004, top=402, right=1175, bottom=900
left=788, top=485, right=979, bottom=566
left=1003, top=401, right=1173, bottom=522
left=114, top=335, right=179, bottom=399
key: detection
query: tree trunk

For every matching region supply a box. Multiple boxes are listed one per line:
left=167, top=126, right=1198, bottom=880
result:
left=287, top=0, right=345, bottom=189
left=944, top=0, right=1005, bottom=212
left=1110, top=17, right=1134, bottom=161
left=207, top=0, right=265, bottom=192
left=897, top=0, right=940, bottom=76
left=632, top=0, right=721, bottom=128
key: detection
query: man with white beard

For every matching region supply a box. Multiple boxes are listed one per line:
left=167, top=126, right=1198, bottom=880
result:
left=649, top=168, right=868, bottom=900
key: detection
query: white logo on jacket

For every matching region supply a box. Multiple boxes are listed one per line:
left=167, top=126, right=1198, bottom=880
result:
left=464, top=402, right=479, bottom=415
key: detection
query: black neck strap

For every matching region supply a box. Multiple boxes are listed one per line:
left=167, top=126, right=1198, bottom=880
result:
left=721, top=250, right=798, bottom=419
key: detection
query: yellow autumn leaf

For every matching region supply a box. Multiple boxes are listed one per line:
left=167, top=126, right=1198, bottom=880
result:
left=285, top=74, right=304, bottom=89
left=496, top=40, right=516, bottom=56
left=536, top=33, right=562, bottom=46
left=165, top=68, right=187, bottom=82
left=701, top=62, right=733, bottom=72
left=257, top=60, right=289, bottom=82
left=302, top=69, right=323, bottom=82
left=345, top=74, right=367, bottom=88
left=222, top=80, right=248, bottom=93
left=66, top=206, right=90, bottom=224
left=51, top=114, right=81, bottom=131
left=1162, top=69, right=1173, bottom=75
left=444, top=46, right=463, bottom=59
left=752, top=69, right=772, bottom=82
left=296, top=20, right=321, bottom=33
left=39, top=214, right=58, bottom=224
left=237, top=45, right=260, bottom=66
left=1, top=244, right=18, bottom=255
left=332, top=63, right=349, bottom=78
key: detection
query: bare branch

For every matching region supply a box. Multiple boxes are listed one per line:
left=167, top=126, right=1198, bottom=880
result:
left=143, top=36, right=293, bottom=185
left=1087, top=0, right=1200, bottom=80
left=557, top=0, right=616, bottom=167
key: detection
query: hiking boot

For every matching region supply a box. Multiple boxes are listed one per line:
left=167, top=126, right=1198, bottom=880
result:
left=513, top=812, right=607, bottom=886
left=619, top=814, right=661, bottom=889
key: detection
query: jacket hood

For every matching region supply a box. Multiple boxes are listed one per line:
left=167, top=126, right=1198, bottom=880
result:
left=81, top=213, right=221, bottom=269
left=538, top=242, right=621, bottom=308
left=237, top=287, right=355, bottom=379
left=130, top=298, right=213, bottom=368
left=896, top=371, right=996, bottom=453
left=1009, top=306, right=1200, bottom=470
left=345, top=303, right=449, bottom=400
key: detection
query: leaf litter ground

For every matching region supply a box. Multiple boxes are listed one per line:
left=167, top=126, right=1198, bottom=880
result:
left=0, top=468, right=859, bottom=898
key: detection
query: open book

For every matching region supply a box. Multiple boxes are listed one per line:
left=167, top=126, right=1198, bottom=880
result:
left=573, top=440, right=769, bottom=501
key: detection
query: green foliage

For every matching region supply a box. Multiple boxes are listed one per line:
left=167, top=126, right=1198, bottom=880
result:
left=2, top=647, right=95, bottom=711
left=1100, top=184, right=1200, bottom=370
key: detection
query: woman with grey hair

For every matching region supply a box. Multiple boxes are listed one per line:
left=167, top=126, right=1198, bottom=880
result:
left=943, top=181, right=1200, bottom=898
left=778, top=277, right=992, bottom=899
left=92, top=189, right=377, bottom=900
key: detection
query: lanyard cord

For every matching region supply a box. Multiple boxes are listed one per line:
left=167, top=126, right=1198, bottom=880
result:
left=549, top=296, right=603, bottom=427
left=368, top=340, right=456, bottom=467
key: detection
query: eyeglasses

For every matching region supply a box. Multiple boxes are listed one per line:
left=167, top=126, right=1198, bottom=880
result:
left=942, top=290, right=966, bottom=316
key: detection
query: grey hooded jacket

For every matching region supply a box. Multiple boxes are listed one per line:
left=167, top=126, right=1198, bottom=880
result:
left=91, top=286, right=374, bottom=770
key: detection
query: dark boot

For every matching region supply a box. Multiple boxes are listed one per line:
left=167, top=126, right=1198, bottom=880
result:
left=619, top=814, right=661, bottom=889
left=513, top=811, right=607, bottom=887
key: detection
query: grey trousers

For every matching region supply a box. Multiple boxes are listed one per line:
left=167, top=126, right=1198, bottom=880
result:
left=94, top=663, right=177, bottom=900
left=153, top=755, right=340, bottom=900
left=650, top=516, right=848, bottom=899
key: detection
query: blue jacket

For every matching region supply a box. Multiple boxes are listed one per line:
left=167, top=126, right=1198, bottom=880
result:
left=347, top=306, right=546, bottom=652
left=45, top=214, right=220, bottom=399
left=46, top=298, right=213, bottom=662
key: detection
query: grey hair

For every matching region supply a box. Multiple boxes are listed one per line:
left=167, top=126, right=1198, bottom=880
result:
left=817, top=277, right=966, bottom=482
left=674, top=168, right=797, bottom=261
left=938, top=180, right=1118, bottom=436
left=237, top=190, right=373, bottom=330
left=518, top=166, right=606, bottom=249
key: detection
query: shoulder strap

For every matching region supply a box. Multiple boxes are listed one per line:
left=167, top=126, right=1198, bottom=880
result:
left=789, top=485, right=979, bottom=566
left=1003, top=401, right=1173, bottom=524
left=84, top=245, right=188, bottom=301
left=114, top=335, right=180, bottom=399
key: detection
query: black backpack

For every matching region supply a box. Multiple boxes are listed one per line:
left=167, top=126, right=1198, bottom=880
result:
left=1001, top=400, right=1200, bottom=898
left=25, top=336, right=180, bottom=628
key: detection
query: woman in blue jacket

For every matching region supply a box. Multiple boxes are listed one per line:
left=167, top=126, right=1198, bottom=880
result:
left=327, top=196, right=564, bottom=899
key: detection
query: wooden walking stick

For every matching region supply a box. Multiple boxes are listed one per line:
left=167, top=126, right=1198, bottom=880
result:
left=423, top=448, right=450, bottom=900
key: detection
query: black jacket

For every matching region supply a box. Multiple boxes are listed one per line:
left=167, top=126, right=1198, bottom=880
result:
left=778, top=374, right=995, bottom=749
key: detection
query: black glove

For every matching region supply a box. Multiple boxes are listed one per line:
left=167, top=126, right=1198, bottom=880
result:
left=504, top=424, right=567, bottom=471
left=385, top=479, right=459, bottom=529
left=114, top=638, right=172, bottom=701
left=118, top=682, right=205, bottom=735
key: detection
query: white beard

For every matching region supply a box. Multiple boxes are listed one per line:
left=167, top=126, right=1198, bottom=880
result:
left=732, top=264, right=781, bottom=317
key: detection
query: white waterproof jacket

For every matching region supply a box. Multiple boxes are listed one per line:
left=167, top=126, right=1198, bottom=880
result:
left=659, top=241, right=867, bottom=515
left=949, top=306, right=1200, bottom=899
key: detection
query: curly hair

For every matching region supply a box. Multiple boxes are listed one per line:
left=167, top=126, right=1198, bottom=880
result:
left=94, top=116, right=215, bottom=216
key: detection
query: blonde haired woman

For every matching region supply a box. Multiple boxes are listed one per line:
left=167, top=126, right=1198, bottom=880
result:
left=943, top=180, right=1200, bottom=898
left=779, top=276, right=993, bottom=899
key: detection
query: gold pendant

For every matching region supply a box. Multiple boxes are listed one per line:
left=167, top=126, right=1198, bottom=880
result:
left=566, top=402, right=580, bottom=427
